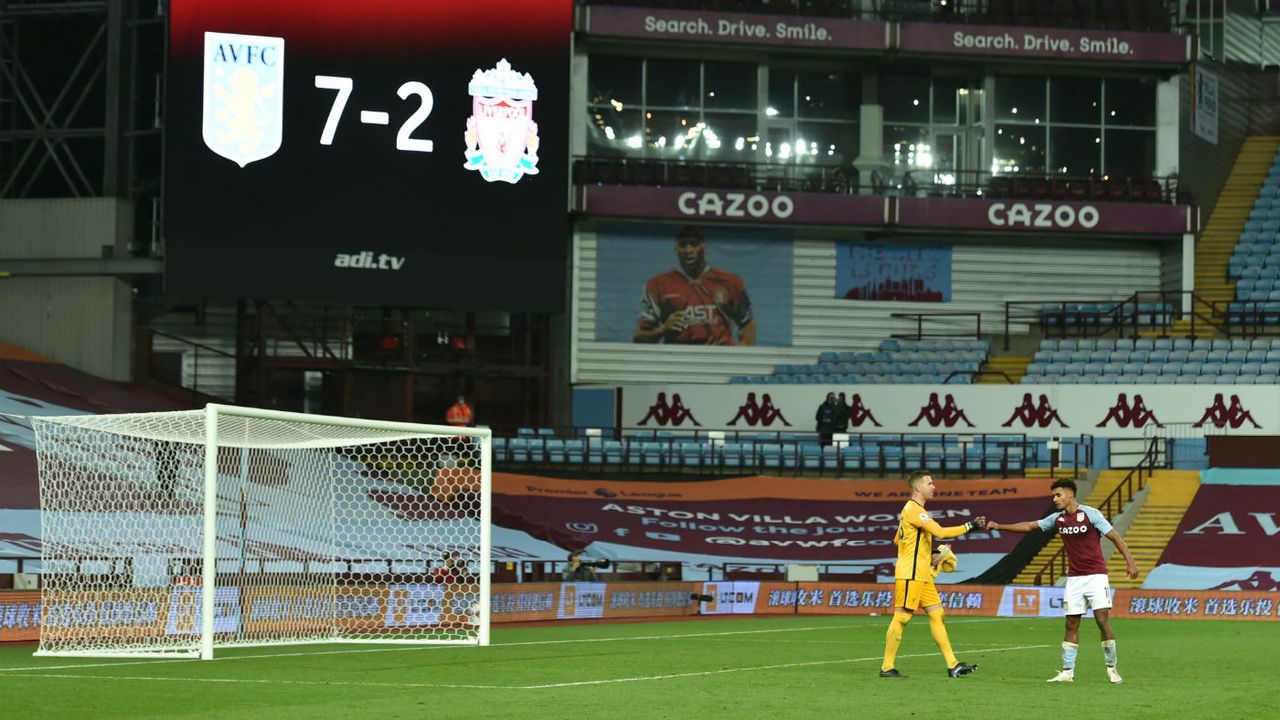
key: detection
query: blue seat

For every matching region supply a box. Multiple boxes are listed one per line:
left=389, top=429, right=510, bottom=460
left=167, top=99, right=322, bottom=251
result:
left=1199, top=361, right=1223, bottom=375
left=719, top=442, right=746, bottom=468
left=757, top=443, right=784, bottom=469
left=800, top=443, right=825, bottom=470
left=508, top=437, right=531, bottom=463
left=543, top=438, right=566, bottom=463
left=679, top=442, right=705, bottom=467
left=602, top=440, right=624, bottom=464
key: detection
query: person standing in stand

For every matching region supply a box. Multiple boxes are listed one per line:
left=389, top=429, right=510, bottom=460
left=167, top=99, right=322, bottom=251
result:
left=445, top=395, right=474, bottom=427
left=815, top=392, right=838, bottom=445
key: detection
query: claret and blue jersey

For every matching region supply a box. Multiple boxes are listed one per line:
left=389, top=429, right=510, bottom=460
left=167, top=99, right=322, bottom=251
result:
left=1037, top=504, right=1113, bottom=577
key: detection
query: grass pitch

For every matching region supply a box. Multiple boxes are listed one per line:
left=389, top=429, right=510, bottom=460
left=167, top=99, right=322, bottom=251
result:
left=0, top=615, right=1272, bottom=719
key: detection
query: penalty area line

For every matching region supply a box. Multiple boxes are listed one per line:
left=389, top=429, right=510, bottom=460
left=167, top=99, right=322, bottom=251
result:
left=0, top=644, right=1053, bottom=691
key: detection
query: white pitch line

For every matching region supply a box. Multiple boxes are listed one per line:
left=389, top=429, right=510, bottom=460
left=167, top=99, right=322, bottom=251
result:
left=519, top=644, right=1053, bottom=689
left=0, top=644, right=1053, bottom=691
left=0, top=622, right=867, bottom=674
left=0, top=617, right=1018, bottom=675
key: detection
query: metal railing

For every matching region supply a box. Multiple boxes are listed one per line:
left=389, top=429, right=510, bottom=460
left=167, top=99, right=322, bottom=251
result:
left=878, top=169, right=1184, bottom=205
left=512, top=559, right=889, bottom=583
left=1031, top=437, right=1158, bottom=586
left=143, top=328, right=236, bottom=402
left=890, top=312, right=983, bottom=340
left=493, top=428, right=1095, bottom=479
left=574, top=156, right=856, bottom=194
left=575, top=156, right=1186, bottom=205
left=1002, top=291, right=1244, bottom=351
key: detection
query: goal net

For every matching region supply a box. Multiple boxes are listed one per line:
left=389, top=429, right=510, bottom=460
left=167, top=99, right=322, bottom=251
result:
left=31, top=404, right=490, bottom=659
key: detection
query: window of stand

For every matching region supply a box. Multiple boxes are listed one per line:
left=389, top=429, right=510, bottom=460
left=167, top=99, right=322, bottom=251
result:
left=993, top=74, right=1157, bottom=183
left=586, top=54, right=859, bottom=186
left=880, top=70, right=985, bottom=193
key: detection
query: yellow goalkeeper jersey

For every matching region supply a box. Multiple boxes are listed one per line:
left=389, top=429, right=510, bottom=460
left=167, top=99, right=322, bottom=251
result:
left=894, top=500, right=970, bottom=581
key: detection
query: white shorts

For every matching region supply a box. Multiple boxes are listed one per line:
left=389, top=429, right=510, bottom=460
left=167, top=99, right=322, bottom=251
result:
left=1063, top=573, right=1112, bottom=616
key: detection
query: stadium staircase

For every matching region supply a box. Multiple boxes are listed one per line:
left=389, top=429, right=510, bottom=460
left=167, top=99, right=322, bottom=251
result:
left=1011, top=472, right=1120, bottom=585
left=976, top=355, right=1031, bottom=384
left=1143, top=136, right=1280, bottom=338
left=1106, top=470, right=1200, bottom=589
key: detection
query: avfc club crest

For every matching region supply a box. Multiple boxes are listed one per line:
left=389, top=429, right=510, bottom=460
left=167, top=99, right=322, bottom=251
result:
left=202, top=32, right=284, bottom=167
left=464, top=59, right=540, bottom=184
left=1076, top=512, right=1085, bottom=523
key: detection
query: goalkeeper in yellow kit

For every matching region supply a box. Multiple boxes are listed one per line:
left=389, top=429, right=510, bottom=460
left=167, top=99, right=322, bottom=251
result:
left=880, top=469, right=985, bottom=679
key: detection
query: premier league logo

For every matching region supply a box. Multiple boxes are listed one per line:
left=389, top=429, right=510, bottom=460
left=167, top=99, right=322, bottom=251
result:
left=464, top=58, right=540, bottom=184
left=202, top=32, right=284, bottom=168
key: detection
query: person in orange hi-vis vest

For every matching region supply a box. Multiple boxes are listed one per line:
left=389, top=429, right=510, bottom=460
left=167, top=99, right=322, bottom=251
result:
left=445, top=395, right=474, bottom=427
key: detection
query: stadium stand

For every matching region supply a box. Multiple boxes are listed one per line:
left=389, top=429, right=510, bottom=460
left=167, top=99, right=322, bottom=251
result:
left=728, top=338, right=990, bottom=385
left=1022, top=336, right=1280, bottom=384
left=1226, top=145, right=1280, bottom=329
left=494, top=429, right=1039, bottom=477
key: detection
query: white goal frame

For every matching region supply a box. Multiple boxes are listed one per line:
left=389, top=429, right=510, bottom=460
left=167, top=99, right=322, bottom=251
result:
left=32, top=403, right=491, bottom=660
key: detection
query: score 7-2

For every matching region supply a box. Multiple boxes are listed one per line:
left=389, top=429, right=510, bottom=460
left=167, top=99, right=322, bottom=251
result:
left=313, top=75, right=434, bottom=152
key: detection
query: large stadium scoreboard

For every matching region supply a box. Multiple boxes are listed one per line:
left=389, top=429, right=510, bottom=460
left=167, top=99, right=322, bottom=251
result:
left=164, top=0, right=571, bottom=310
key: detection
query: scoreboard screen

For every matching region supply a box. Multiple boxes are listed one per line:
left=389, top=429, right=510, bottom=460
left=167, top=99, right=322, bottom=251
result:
left=164, top=0, right=571, bottom=310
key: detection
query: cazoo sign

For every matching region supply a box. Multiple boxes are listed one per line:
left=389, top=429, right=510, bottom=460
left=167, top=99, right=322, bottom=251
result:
left=897, top=196, right=1192, bottom=235
left=986, top=202, right=1099, bottom=229
left=677, top=191, right=794, bottom=220
left=578, top=186, right=1191, bottom=235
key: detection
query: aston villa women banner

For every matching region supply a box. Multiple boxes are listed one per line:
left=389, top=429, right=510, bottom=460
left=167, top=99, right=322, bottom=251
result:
left=618, top=384, right=1280, bottom=438
left=494, top=473, right=1054, bottom=575
left=1143, top=470, right=1280, bottom=591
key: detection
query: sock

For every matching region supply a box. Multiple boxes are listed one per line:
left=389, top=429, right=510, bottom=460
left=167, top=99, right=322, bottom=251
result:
left=927, top=607, right=959, bottom=669
left=881, top=612, right=911, bottom=671
left=1102, top=639, right=1117, bottom=667
left=1062, top=641, right=1079, bottom=671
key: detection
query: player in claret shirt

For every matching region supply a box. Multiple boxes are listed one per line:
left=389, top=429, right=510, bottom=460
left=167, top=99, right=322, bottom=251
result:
left=633, top=225, right=756, bottom=346
left=987, top=478, right=1139, bottom=684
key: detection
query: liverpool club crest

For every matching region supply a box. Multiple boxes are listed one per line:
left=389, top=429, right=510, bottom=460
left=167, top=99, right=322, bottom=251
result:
left=202, top=32, right=284, bottom=167
left=464, top=59, right=540, bottom=184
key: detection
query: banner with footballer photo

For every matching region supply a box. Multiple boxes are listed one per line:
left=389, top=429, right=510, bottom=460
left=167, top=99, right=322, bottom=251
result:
left=591, top=223, right=794, bottom=347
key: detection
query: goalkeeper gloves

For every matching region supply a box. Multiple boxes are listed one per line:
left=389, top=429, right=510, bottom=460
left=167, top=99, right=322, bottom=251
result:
left=965, top=516, right=986, bottom=532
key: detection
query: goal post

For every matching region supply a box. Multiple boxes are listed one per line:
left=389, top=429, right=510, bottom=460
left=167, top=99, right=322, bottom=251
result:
left=31, top=403, right=491, bottom=659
